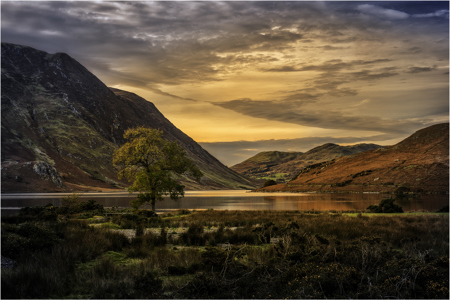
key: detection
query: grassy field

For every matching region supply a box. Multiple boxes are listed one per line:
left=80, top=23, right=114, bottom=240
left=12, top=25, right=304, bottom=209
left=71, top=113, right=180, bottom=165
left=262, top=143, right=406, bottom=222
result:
left=1, top=201, right=448, bottom=299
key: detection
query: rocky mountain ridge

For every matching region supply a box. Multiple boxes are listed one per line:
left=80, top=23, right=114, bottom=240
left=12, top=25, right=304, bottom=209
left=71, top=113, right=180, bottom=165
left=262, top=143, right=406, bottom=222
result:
left=1, top=42, right=256, bottom=192
left=231, top=143, right=382, bottom=182
left=256, top=123, right=449, bottom=194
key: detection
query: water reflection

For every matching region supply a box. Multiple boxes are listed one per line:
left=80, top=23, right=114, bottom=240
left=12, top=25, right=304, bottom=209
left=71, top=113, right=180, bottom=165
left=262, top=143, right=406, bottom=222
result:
left=1, top=191, right=448, bottom=215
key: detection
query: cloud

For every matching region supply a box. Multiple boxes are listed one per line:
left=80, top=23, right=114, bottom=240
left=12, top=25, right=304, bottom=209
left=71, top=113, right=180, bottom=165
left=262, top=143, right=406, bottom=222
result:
left=2, top=1, right=446, bottom=91
left=406, top=66, right=436, bottom=74
left=1, top=0, right=447, bottom=161
left=213, top=98, right=426, bottom=134
left=263, top=59, right=393, bottom=73
left=280, top=92, right=321, bottom=102
left=348, top=70, right=399, bottom=81
left=407, top=47, right=422, bottom=54
left=146, top=86, right=197, bottom=102
left=0, top=1, right=420, bottom=89
left=351, top=99, right=371, bottom=107
left=357, top=4, right=410, bottom=20
left=413, top=9, right=449, bottom=19
left=322, top=45, right=345, bottom=51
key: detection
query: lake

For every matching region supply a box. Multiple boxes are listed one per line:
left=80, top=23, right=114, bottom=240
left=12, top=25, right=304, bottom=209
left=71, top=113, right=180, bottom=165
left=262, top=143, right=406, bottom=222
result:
left=1, top=190, right=448, bottom=216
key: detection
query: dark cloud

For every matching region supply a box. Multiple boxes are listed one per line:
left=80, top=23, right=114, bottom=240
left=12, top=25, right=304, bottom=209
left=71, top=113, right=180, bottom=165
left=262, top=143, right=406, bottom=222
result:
left=213, top=98, right=426, bottom=135
left=322, top=45, right=345, bottom=51
left=259, top=60, right=397, bottom=101
left=348, top=70, right=399, bottom=81
left=263, top=59, right=394, bottom=73
left=406, top=66, right=436, bottom=74
left=2, top=1, right=447, bottom=90
left=1, top=1, right=448, bottom=160
left=280, top=92, right=321, bottom=102
left=409, top=46, right=423, bottom=53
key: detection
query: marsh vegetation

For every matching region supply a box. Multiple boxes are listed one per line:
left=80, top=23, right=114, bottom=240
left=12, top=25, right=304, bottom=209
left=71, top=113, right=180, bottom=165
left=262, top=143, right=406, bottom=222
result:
left=1, top=198, right=448, bottom=299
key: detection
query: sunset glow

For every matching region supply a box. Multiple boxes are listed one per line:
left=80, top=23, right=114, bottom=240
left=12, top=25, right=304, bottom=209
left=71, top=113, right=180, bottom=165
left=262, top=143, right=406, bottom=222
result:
left=2, top=1, right=448, bottom=165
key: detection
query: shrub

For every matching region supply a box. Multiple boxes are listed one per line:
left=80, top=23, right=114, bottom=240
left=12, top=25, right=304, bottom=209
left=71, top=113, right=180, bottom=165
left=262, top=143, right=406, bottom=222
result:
left=18, top=203, right=58, bottom=221
left=225, top=228, right=257, bottom=245
left=1, top=223, right=60, bottom=259
left=133, top=271, right=163, bottom=298
left=263, top=179, right=277, bottom=188
left=135, top=224, right=144, bottom=236
left=395, top=186, right=411, bottom=196
left=60, top=192, right=81, bottom=212
left=436, top=205, right=449, bottom=213
left=168, top=265, right=188, bottom=275
left=137, top=209, right=157, bottom=218
left=367, top=198, right=403, bottom=213
left=79, top=200, right=104, bottom=212
left=180, top=223, right=206, bottom=246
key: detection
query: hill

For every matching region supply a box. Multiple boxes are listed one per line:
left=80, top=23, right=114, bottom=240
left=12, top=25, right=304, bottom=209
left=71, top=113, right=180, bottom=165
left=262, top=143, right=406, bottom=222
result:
left=256, top=123, right=449, bottom=194
left=231, top=143, right=381, bottom=182
left=1, top=42, right=257, bottom=192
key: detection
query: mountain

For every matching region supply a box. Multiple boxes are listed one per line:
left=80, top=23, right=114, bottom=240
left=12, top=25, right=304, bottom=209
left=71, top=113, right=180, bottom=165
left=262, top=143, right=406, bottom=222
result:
left=256, top=123, right=449, bottom=194
left=231, top=143, right=382, bottom=182
left=1, top=42, right=257, bottom=192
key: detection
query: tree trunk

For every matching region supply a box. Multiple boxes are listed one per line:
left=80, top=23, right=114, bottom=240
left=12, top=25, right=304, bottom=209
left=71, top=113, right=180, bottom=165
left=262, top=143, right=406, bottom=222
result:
left=151, top=197, right=156, bottom=212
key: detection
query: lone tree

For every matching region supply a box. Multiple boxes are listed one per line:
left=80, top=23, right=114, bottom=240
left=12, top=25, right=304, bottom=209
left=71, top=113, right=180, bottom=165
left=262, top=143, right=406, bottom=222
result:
left=113, top=127, right=202, bottom=211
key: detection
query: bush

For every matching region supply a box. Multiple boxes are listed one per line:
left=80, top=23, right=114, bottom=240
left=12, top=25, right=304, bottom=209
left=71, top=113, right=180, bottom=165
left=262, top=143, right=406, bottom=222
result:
left=137, top=209, right=157, bottom=218
left=436, top=205, right=449, bottom=213
left=18, top=203, right=57, bottom=221
left=263, top=179, right=277, bottom=188
left=180, top=223, right=206, bottom=246
left=395, top=186, right=411, bottom=196
left=79, top=200, right=104, bottom=212
left=133, top=271, right=163, bottom=298
left=60, top=192, right=81, bottom=213
left=1, top=223, right=60, bottom=259
left=367, top=198, right=403, bottom=213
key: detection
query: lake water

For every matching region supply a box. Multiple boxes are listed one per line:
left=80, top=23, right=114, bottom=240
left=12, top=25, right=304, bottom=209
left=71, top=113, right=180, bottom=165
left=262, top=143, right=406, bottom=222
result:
left=1, top=190, right=448, bottom=216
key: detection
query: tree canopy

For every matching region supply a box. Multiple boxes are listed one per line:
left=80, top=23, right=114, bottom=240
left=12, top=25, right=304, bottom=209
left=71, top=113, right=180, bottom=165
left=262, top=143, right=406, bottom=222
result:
left=113, top=127, right=202, bottom=211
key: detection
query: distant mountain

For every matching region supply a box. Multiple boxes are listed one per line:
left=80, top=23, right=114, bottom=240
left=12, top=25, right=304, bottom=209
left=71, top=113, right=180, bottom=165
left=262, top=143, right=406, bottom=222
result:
left=256, top=123, right=449, bottom=194
left=1, top=42, right=257, bottom=192
left=231, top=143, right=382, bottom=182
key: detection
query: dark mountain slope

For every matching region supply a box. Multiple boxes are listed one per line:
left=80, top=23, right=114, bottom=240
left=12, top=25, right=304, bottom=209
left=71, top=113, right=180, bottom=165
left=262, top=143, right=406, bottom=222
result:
left=257, top=123, right=449, bottom=194
left=1, top=43, right=256, bottom=192
left=232, top=143, right=381, bottom=182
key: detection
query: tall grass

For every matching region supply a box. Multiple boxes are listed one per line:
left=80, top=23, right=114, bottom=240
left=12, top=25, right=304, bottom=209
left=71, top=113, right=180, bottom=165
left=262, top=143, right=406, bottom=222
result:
left=1, top=210, right=448, bottom=299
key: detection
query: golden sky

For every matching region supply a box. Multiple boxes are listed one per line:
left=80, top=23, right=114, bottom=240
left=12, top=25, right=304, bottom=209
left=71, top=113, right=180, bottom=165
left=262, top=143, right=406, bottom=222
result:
left=2, top=1, right=449, bottom=165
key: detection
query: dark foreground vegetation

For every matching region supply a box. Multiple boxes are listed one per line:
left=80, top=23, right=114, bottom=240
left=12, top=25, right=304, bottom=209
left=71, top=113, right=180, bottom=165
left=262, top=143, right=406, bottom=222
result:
left=2, top=198, right=449, bottom=299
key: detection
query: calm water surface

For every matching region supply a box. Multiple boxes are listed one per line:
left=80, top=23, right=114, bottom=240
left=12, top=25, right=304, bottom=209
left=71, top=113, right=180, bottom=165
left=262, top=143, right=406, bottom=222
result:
left=1, top=190, right=448, bottom=215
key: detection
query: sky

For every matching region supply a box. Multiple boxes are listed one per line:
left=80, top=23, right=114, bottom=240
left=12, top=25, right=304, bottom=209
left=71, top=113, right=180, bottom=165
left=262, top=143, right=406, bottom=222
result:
left=2, top=0, right=449, bottom=166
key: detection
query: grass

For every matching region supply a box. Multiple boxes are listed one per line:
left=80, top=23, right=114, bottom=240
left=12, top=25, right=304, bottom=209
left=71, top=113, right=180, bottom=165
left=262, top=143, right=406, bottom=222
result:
left=1, top=206, right=448, bottom=299
left=346, top=212, right=449, bottom=217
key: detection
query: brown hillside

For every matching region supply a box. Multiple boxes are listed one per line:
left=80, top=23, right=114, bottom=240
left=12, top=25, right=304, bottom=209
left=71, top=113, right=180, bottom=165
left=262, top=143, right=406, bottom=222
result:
left=231, top=143, right=381, bottom=182
left=257, top=123, right=449, bottom=194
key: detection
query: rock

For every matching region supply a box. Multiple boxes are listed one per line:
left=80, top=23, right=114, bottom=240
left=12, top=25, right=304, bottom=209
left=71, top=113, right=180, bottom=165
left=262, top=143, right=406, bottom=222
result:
left=32, top=161, right=63, bottom=187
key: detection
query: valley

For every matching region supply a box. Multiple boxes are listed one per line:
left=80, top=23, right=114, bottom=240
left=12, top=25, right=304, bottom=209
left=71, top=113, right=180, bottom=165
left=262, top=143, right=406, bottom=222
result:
left=1, top=43, right=256, bottom=193
left=256, top=123, right=449, bottom=194
left=231, top=143, right=382, bottom=182
left=1, top=2, right=449, bottom=300
left=2, top=43, right=448, bottom=197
